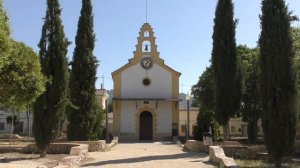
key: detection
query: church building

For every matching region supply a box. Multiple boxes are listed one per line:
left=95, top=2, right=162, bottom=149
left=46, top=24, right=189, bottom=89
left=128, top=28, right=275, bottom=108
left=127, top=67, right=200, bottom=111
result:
left=112, top=23, right=181, bottom=141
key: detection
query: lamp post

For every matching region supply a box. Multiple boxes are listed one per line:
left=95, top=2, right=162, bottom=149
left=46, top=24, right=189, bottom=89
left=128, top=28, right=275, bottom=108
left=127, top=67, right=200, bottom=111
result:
left=105, top=93, right=109, bottom=142
left=186, top=92, right=190, bottom=140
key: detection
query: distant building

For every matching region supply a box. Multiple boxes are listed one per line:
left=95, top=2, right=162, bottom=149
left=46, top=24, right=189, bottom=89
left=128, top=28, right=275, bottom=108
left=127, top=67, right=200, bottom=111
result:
left=226, top=118, right=263, bottom=137
left=179, top=108, right=264, bottom=138
left=112, top=23, right=181, bottom=141
left=179, top=108, right=199, bottom=137
left=96, top=89, right=109, bottom=109
left=1, top=89, right=109, bottom=135
left=0, top=109, right=32, bottom=136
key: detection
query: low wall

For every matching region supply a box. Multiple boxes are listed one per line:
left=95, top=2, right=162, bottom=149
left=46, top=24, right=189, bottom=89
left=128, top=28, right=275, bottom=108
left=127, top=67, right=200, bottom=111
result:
left=185, top=140, right=267, bottom=160
left=70, top=140, right=106, bottom=152
left=106, top=136, right=119, bottom=150
left=1, top=134, right=22, bottom=139
left=22, top=143, right=77, bottom=154
left=23, top=140, right=107, bottom=153
left=59, top=143, right=89, bottom=167
left=209, top=146, right=239, bottom=168
left=184, top=140, right=209, bottom=153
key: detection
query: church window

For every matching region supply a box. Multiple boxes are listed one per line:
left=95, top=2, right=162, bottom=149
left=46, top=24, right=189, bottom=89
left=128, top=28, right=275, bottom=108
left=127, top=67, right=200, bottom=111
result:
left=142, top=41, right=151, bottom=52
left=144, top=31, right=150, bottom=38
left=143, top=78, right=151, bottom=86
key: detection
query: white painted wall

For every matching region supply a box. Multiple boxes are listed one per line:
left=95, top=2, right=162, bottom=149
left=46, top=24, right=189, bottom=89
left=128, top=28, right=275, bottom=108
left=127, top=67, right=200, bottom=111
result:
left=0, top=110, right=32, bottom=135
left=119, top=101, right=172, bottom=134
left=121, top=63, right=172, bottom=98
left=156, top=102, right=172, bottom=133
left=120, top=101, right=136, bottom=133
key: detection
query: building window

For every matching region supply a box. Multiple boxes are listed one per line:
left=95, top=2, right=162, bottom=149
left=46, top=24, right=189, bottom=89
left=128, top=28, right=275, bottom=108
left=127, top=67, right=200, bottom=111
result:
left=0, top=122, right=4, bottom=131
left=181, top=125, right=186, bottom=133
left=143, top=78, right=151, bottom=87
left=144, top=101, right=149, bottom=104
left=144, top=31, right=149, bottom=38
left=231, top=126, right=236, bottom=132
left=142, top=41, right=151, bottom=52
left=192, top=126, right=198, bottom=134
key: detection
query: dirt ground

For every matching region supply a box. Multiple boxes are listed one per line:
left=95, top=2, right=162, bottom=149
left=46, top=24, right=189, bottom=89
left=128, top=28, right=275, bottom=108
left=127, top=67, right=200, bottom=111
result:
left=0, top=153, right=68, bottom=168
left=82, top=142, right=216, bottom=168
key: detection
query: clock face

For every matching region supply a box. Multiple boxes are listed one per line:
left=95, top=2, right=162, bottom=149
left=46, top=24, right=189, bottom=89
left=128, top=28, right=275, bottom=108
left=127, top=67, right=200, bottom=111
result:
left=141, top=57, right=153, bottom=70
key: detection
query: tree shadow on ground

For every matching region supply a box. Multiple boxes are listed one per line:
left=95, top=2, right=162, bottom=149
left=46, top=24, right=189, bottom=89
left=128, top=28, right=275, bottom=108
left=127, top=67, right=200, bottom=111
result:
left=82, top=151, right=214, bottom=167
left=0, top=156, right=38, bottom=163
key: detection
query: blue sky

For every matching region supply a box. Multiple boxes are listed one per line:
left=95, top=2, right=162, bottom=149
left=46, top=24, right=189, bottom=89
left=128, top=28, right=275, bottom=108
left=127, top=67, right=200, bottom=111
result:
left=4, top=0, right=300, bottom=94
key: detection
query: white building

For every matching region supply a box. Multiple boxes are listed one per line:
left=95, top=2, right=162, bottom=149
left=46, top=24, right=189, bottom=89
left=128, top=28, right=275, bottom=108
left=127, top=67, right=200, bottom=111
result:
left=0, top=109, right=32, bottom=136
left=1, top=89, right=109, bottom=135
left=112, top=23, right=181, bottom=141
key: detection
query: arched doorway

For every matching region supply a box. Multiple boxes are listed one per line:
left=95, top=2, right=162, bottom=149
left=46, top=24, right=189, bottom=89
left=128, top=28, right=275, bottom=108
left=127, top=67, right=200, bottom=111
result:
left=139, top=111, right=153, bottom=140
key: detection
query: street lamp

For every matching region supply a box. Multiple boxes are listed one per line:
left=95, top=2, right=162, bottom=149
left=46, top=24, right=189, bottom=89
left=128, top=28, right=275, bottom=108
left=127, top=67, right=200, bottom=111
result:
left=186, top=92, right=190, bottom=140
left=105, top=93, right=109, bottom=142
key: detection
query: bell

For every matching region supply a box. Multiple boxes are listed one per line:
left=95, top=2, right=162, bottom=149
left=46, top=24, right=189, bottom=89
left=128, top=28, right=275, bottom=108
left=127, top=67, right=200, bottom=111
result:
left=144, top=44, right=149, bottom=51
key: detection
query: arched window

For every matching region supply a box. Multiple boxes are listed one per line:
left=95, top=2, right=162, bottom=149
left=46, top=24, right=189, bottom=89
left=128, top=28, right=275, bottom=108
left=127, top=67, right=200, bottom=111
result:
left=142, top=40, right=151, bottom=52
left=144, top=31, right=150, bottom=38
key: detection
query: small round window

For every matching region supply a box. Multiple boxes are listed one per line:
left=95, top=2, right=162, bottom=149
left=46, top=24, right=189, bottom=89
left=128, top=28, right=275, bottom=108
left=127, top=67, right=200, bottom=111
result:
left=143, top=78, right=151, bottom=86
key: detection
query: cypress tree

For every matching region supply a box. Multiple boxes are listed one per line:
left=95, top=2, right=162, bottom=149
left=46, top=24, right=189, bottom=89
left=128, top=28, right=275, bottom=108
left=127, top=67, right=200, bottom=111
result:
left=33, top=0, right=69, bottom=157
left=68, top=0, right=99, bottom=140
left=259, top=0, right=296, bottom=166
left=211, top=0, right=241, bottom=140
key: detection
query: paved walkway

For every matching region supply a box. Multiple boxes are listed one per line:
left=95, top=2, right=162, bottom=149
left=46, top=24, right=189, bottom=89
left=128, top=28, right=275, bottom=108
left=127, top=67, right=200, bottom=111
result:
left=82, top=142, right=215, bottom=168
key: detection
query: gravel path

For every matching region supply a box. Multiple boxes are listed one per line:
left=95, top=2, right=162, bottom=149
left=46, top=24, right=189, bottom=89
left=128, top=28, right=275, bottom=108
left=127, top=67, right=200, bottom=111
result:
left=82, top=142, right=216, bottom=168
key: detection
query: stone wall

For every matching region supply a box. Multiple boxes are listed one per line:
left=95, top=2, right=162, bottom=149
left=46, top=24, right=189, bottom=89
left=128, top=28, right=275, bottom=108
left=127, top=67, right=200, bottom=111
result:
left=22, top=143, right=77, bottom=154
left=70, top=140, right=106, bottom=152
left=184, top=140, right=209, bottom=153
left=184, top=140, right=267, bottom=160
left=23, top=140, right=107, bottom=153
left=59, top=144, right=89, bottom=167
left=209, top=146, right=239, bottom=168
left=224, top=145, right=267, bottom=160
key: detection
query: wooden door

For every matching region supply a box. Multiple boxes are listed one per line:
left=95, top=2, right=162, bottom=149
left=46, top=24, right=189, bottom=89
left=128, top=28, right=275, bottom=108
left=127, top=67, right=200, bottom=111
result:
left=139, top=111, right=153, bottom=140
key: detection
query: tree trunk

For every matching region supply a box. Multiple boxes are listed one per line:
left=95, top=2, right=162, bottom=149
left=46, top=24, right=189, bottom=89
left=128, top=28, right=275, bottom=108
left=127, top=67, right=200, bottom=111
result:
left=247, top=119, right=258, bottom=143
left=223, top=123, right=229, bottom=141
left=274, top=160, right=281, bottom=168
left=26, top=111, right=30, bottom=137
left=40, top=147, right=47, bottom=158
left=9, top=117, right=14, bottom=151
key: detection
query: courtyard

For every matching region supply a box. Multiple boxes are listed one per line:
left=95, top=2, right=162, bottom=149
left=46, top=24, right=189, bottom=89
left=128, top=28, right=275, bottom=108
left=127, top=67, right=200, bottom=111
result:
left=82, top=142, right=215, bottom=168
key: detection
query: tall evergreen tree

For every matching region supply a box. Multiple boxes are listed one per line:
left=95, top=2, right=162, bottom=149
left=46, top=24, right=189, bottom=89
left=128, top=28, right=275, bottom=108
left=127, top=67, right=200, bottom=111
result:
left=33, top=0, right=69, bottom=157
left=259, top=0, right=297, bottom=166
left=211, top=0, right=241, bottom=140
left=68, top=0, right=99, bottom=140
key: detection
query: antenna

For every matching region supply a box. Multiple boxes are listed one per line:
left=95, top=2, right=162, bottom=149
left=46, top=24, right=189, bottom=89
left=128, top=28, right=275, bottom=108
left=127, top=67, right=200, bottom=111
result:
left=101, top=75, right=105, bottom=90
left=146, top=0, right=148, bottom=23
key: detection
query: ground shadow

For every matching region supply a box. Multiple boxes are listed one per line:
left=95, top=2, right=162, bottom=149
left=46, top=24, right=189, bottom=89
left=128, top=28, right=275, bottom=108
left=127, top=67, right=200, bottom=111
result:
left=0, top=156, right=39, bottom=163
left=82, top=151, right=214, bottom=167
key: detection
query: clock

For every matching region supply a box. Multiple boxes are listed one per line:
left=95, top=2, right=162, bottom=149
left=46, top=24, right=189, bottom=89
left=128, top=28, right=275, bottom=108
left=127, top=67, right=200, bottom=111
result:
left=140, top=57, right=153, bottom=70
